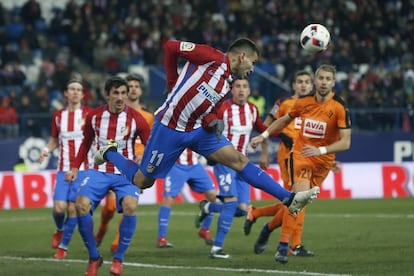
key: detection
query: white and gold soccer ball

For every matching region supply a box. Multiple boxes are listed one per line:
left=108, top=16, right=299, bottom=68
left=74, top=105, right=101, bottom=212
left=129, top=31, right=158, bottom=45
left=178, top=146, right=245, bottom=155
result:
left=300, top=23, right=331, bottom=54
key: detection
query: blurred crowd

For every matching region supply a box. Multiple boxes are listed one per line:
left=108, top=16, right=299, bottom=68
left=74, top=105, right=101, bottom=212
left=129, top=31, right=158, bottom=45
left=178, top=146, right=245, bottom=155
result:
left=0, top=0, right=413, bottom=138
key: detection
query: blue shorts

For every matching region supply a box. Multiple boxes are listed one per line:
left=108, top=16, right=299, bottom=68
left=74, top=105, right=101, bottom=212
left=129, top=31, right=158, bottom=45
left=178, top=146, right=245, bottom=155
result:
left=76, top=169, right=140, bottom=213
left=163, top=163, right=215, bottom=197
left=213, top=163, right=250, bottom=205
left=140, top=119, right=231, bottom=179
left=53, top=170, right=89, bottom=203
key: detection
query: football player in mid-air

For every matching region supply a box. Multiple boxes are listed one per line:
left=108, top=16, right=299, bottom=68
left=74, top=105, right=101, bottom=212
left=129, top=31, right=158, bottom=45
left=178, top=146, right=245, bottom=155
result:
left=89, top=38, right=320, bottom=259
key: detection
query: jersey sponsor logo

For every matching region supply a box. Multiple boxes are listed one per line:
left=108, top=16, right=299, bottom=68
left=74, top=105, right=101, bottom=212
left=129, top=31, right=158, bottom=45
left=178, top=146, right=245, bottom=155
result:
left=230, top=125, right=250, bottom=135
left=294, top=117, right=302, bottom=129
left=179, top=42, right=195, bottom=51
left=303, top=118, right=326, bottom=138
left=98, top=138, right=126, bottom=149
left=197, top=81, right=220, bottom=104
left=60, top=130, right=84, bottom=140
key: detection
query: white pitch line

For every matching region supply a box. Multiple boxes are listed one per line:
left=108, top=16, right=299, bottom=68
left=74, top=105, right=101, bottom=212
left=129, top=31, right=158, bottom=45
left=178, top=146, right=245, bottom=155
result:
left=0, top=256, right=350, bottom=276
left=0, top=212, right=413, bottom=223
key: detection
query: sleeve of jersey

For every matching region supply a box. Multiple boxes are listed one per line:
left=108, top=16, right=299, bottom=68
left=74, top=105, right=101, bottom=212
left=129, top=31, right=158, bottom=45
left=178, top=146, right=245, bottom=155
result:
left=50, top=111, right=59, bottom=138
left=337, top=104, right=352, bottom=129
left=288, top=99, right=301, bottom=119
left=253, top=107, right=279, bottom=137
left=73, top=115, right=95, bottom=169
left=202, top=98, right=227, bottom=132
left=163, top=40, right=180, bottom=90
left=134, top=112, right=150, bottom=145
left=269, top=100, right=281, bottom=118
left=163, top=40, right=223, bottom=90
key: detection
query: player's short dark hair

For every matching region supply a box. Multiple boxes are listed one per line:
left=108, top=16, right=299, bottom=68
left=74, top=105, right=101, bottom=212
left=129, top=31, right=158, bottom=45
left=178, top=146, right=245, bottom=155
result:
left=228, top=37, right=259, bottom=56
left=294, top=70, right=313, bottom=81
left=125, top=74, right=144, bottom=83
left=104, top=76, right=128, bottom=94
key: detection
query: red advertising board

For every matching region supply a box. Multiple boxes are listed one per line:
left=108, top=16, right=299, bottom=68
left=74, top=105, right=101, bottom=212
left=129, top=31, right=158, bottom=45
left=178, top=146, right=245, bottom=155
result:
left=1, top=163, right=413, bottom=209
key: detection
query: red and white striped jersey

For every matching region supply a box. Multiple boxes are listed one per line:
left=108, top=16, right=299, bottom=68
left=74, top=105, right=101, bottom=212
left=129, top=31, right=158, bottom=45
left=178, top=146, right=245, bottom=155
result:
left=155, top=40, right=233, bottom=132
left=220, top=99, right=267, bottom=156
left=51, top=106, right=93, bottom=171
left=176, top=148, right=200, bottom=165
left=74, top=104, right=150, bottom=174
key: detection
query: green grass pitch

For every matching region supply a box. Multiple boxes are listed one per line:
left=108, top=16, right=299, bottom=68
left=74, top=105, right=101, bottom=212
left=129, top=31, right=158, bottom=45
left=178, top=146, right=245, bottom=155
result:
left=0, top=198, right=413, bottom=275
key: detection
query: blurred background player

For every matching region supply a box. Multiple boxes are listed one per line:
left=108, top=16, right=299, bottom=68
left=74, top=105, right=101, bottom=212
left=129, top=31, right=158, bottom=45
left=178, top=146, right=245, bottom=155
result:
left=157, top=149, right=217, bottom=248
left=248, top=87, right=266, bottom=118
left=194, top=78, right=271, bottom=259
left=250, top=64, right=351, bottom=264
left=38, top=79, right=93, bottom=259
left=95, top=74, right=154, bottom=254
left=65, top=76, right=150, bottom=275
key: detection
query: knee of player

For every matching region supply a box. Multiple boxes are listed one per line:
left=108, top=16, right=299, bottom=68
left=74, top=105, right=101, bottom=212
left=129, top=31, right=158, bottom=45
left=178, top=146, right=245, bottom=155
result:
left=135, top=173, right=155, bottom=190
left=221, top=150, right=248, bottom=171
left=204, top=190, right=217, bottom=202
left=120, top=196, right=138, bottom=214
left=162, top=196, right=175, bottom=207
left=75, top=196, right=91, bottom=215
left=67, top=202, right=77, bottom=216
left=53, top=201, right=67, bottom=214
left=232, top=152, right=248, bottom=171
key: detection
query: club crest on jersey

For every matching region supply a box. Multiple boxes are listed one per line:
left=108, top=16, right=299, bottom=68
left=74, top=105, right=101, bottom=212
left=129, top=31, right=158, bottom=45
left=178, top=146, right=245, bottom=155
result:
left=303, top=118, right=326, bottom=138
left=120, top=126, right=129, bottom=136
left=146, top=164, right=155, bottom=173
left=197, top=81, right=220, bottom=104
left=180, top=42, right=195, bottom=51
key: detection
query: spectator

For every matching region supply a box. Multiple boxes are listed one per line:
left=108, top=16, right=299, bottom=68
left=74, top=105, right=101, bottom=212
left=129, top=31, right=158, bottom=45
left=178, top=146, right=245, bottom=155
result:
left=0, top=96, right=19, bottom=138
left=17, top=39, right=34, bottom=65
left=4, top=15, right=25, bottom=43
left=17, top=93, right=39, bottom=137
left=0, top=62, right=26, bottom=86
left=1, top=43, right=20, bottom=66
left=20, top=23, right=40, bottom=50
left=20, top=0, right=42, bottom=27
left=0, top=0, right=412, bottom=134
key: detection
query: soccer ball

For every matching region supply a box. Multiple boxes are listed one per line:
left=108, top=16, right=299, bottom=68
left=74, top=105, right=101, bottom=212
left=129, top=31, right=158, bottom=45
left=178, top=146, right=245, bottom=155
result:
left=300, top=24, right=330, bottom=53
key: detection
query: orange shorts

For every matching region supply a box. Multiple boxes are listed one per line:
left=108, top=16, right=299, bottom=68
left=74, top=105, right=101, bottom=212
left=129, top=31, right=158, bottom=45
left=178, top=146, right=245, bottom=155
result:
left=288, top=153, right=331, bottom=189
left=277, top=143, right=292, bottom=190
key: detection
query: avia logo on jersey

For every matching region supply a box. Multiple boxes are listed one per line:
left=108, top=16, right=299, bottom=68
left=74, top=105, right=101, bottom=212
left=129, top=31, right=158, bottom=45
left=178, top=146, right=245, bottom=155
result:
left=180, top=42, right=195, bottom=51
left=197, top=81, right=220, bottom=104
left=303, top=118, right=326, bottom=138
